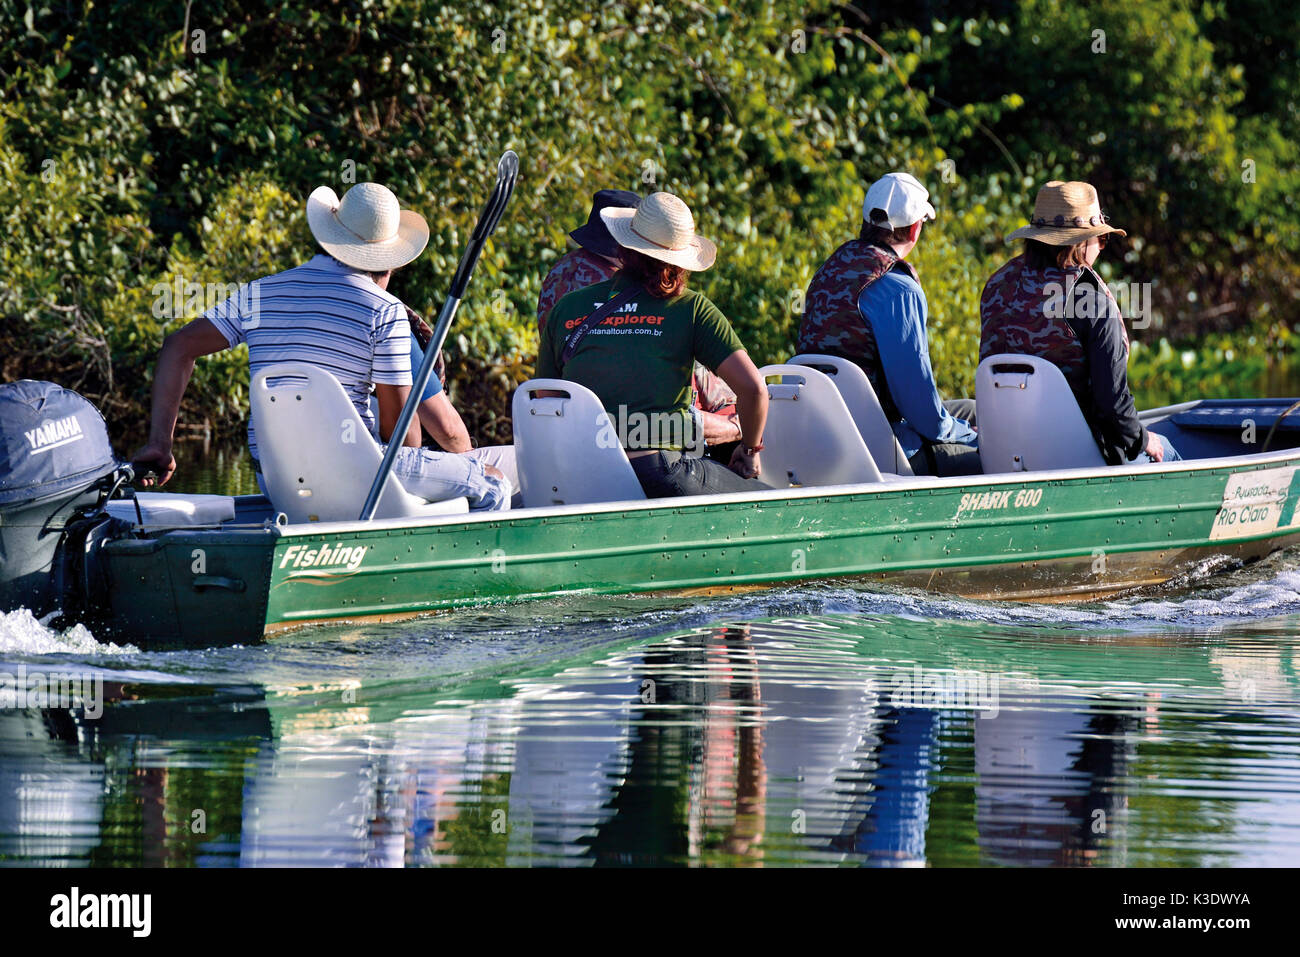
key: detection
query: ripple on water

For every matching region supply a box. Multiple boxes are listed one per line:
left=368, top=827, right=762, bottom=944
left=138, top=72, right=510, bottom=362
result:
left=2, top=553, right=1300, bottom=867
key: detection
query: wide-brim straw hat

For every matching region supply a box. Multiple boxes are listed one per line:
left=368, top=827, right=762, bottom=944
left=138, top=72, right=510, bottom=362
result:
left=600, top=192, right=717, bottom=272
left=1007, top=180, right=1127, bottom=245
left=307, top=182, right=430, bottom=272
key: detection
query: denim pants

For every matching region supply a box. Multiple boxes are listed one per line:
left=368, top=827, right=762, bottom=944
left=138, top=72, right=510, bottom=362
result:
left=464, top=445, right=518, bottom=490
left=630, top=450, right=774, bottom=498
left=386, top=444, right=511, bottom=511
left=255, top=447, right=510, bottom=511
left=907, top=399, right=983, bottom=477
left=1138, top=433, right=1182, bottom=463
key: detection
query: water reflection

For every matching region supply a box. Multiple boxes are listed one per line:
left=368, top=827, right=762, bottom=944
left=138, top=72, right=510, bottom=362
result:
left=166, top=442, right=261, bottom=497
left=0, top=709, right=103, bottom=865
left=974, top=699, right=1134, bottom=867
left=1, top=611, right=1299, bottom=866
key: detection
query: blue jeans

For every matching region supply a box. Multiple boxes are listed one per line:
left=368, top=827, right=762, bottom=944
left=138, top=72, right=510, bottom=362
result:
left=630, top=450, right=773, bottom=498
left=386, top=444, right=511, bottom=511
left=1139, top=433, right=1182, bottom=463
left=905, top=399, right=983, bottom=477
left=253, top=447, right=510, bottom=511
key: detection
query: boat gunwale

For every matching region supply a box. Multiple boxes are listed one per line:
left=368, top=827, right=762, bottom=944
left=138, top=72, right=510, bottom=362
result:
left=271, top=444, right=1300, bottom=540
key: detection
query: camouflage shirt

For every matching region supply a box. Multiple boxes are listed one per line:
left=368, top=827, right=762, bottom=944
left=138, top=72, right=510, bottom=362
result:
left=797, top=240, right=918, bottom=421
left=536, top=248, right=737, bottom=416
left=980, top=255, right=1144, bottom=464
left=979, top=255, right=1127, bottom=400
left=536, top=248, right=617, bottom=330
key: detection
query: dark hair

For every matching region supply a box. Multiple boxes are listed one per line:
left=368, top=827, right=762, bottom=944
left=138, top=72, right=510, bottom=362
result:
left=619, top=248, right=688, bottom=298
left=1022, top=238, right=1090, bottom=270
left=314, top=244, right=391, bottom=282
left=859, top=209, right=917, bottom=247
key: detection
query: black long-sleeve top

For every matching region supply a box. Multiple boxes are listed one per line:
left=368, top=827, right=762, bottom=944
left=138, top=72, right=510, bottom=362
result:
left=1064, top=272, right=1148, bottom=465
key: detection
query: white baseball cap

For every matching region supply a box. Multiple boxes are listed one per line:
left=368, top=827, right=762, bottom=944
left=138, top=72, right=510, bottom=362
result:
left=862, top=172, right=937, bottom=230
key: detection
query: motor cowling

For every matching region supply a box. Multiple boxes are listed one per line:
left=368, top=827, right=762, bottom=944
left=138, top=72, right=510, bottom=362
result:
left=0, top=380, right=123, bottom=617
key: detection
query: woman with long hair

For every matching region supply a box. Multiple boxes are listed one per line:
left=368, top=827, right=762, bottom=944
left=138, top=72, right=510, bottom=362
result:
left=980, top=180, right=1178, bottom=464
left=537, top=191, right=770, bottom=497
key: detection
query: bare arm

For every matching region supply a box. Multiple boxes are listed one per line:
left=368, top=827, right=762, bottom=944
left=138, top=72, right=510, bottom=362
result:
left=413, top=392, right=504, bottom=478
left=416, top=392, right=473, bottom=453
left=374, top=382, right=423, bottom=448
left=700, top=409, right=743, bottom=445
left=132, top=317, right=230, bottom=486
left=714, top=350, right=768, bottom=478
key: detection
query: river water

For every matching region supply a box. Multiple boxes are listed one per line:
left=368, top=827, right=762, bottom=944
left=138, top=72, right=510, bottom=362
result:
left=1, top=451, right=1299, bottom=867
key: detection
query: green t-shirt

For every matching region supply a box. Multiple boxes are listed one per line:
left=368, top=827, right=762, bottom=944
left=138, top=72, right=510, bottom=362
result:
left=538, top=276, right=744, bottom=450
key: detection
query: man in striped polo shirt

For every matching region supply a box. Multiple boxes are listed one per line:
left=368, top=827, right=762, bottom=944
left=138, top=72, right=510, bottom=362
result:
left=133, top=182, right=510, bottom=511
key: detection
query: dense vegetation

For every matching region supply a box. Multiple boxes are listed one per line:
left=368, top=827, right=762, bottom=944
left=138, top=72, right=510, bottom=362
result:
left=2, top=0, right=1296, bottom=448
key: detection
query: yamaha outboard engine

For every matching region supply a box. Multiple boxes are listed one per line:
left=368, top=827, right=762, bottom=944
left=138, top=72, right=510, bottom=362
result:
left=0, top=380, right=127, bottom=617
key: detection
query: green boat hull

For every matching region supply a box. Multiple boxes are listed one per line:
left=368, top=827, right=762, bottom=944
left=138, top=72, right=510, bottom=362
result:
left=94, top=449, right=1300, bottom=647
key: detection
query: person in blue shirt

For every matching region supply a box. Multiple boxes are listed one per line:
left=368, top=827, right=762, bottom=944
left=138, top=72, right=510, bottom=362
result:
left=855, top=173, right=980, bottom=476
left=858, top=267, right=980, bottom=476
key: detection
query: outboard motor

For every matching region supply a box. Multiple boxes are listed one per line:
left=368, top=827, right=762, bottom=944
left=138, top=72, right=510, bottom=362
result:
left=0, top=380, right=127, bottom=618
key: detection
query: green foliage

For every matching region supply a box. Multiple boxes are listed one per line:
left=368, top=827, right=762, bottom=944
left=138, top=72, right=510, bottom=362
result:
left=435, top=774, right=512, bottom=866
left=97, top=176, right=305, bottom=430
left=884, top=0, right=1300, bottom=335
left=0, top=0, right=1295, bottom=448
left=1129, top=321, right=1299, bottom=408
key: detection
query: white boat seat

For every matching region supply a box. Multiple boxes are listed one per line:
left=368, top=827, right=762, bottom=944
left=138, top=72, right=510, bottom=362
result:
left=105, top=493, right=236, bottom=528
left=788, top=354, right=914, bottom=474
left=512, top=378, right=647, bottom=507
left=757, top=364, right=884, bottom=487
left=250, top=364, right=469, bottom=523
left=976, top=353, right=1106, bottom=472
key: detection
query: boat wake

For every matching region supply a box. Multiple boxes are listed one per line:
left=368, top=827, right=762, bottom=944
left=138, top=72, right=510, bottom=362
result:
left=0, top=608, right=139, bottom=656
left=613, top=553, right=1300, bottom=638
left=8, top=551, right=1300, bottom=675
left=1104, top=567, right=1300, bottom=629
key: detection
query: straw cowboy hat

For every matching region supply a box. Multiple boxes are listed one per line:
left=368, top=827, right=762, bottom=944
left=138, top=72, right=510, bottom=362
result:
left=1007, top=180, right=1127, bottom=245
left=600, top=192, right=717, bottom=271
left=306, top=182, right=430, bottom=272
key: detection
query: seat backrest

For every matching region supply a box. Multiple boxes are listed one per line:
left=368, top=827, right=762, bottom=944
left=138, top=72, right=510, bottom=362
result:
left=757, top=364, right=884, bottom=487
left=788, top=353, right=914, bottom=475
left=251, top=363, right=431, bottom=522
left=512, top=378, right=647, bottom=507
left=975, top=353, right=1105, bottom=472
